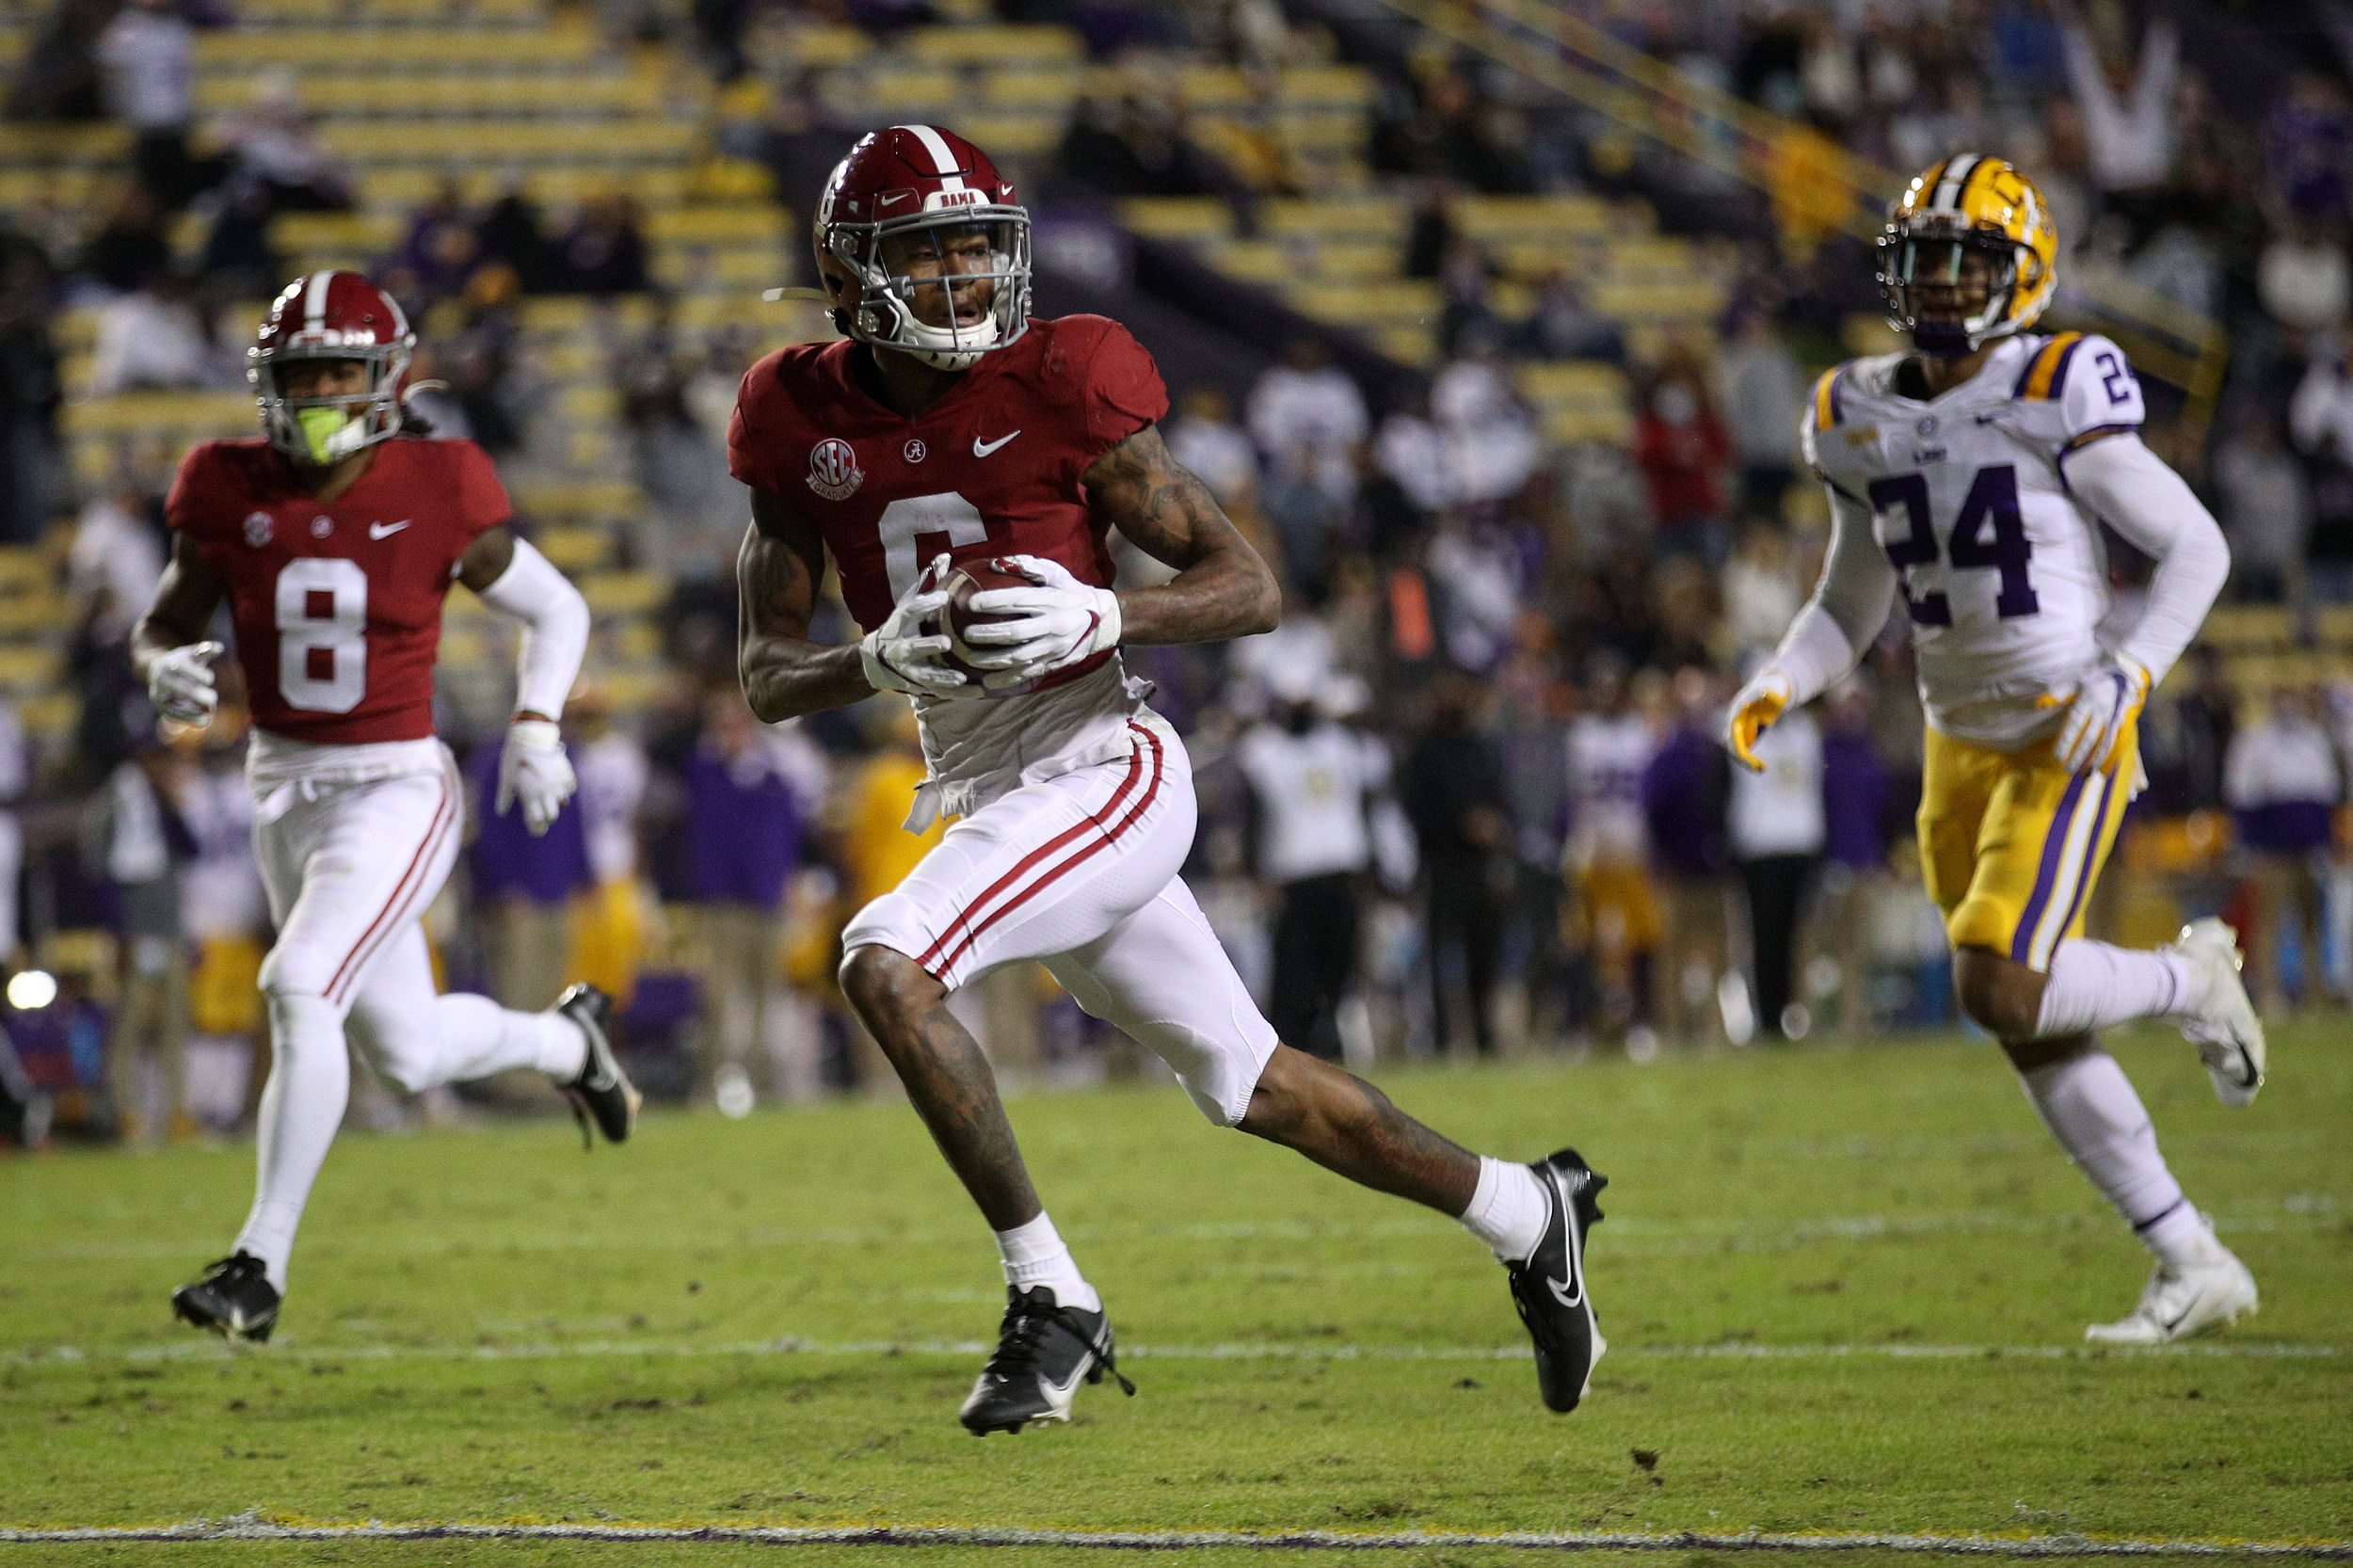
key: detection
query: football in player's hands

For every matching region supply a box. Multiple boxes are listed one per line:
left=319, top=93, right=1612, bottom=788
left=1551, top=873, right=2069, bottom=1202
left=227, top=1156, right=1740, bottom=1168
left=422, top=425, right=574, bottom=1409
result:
left=927, top=557, right=1050, bottom=699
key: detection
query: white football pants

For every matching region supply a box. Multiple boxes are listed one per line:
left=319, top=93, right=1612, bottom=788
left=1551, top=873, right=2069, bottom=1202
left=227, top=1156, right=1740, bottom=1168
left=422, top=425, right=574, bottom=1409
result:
left=842, top=716, right=1279, bottom=1126
left=234, top=745, right=581, bottom=1289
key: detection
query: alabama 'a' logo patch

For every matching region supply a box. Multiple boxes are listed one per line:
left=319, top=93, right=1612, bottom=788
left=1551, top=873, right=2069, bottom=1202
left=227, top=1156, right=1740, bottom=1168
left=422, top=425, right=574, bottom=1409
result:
left=244, top=510, right=274, bottom=547
left=807, top=438, right=864, bottom=502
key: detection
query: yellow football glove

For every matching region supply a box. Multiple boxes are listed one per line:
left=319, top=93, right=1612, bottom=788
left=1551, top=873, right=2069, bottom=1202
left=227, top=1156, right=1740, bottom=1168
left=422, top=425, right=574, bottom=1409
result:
left=1725, top=668, right=1792, bottom=773
left=2038, top=652, right=2150, bottom=775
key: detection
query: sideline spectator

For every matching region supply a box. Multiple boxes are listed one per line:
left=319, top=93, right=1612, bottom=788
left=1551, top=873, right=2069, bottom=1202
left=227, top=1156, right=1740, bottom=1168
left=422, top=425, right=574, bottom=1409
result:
left=2288, top=346, right=2353, bottom=600
left=1716, top=305, right=1806, bottom=522
left=2057, top=6, right=2179, bottom=203
left=1728, top=685, right=1825, bottom=1041
left=77, top=184, right=172, bottom=295
left=84, top=734, right=196, bottom=1142
left=1634, top=361, right=1733, bottom=565
left=215, top=71, right=354, bottom=213
left=469, top=728, right=593, bottom=1014
left=1163, top=383, right=1258, bottom=512
left=1238, top=688, right=1386, bottom=1060
left=1565, top=652, right=1659, bottom=1045
left=557, top=193, right=650, bottom=296
left=1818, top=677, right=1891, bottom=1035
left=1402, top=672, right=1510, bottom=1055
left=70, top=476, right=167, bottom=640
left=682, top=694, right=814, bottom=1108
left=97, top=0, right=200, bottom=210
left=2225, top=686, right=2344, bottom=1015
left=88, top=271, right=223, bottom=394
left=1642, top=665, right=1730, bottom=1046
left=2211, top=411, right=2309, bottom=603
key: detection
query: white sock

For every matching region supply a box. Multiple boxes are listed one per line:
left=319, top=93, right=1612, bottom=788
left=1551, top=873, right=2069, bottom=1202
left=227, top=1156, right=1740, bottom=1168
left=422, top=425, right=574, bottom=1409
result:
left=1459, top=1157, right=1550, bottom=1263
left=426, top=995, right=586, bottom=1084
left=2034, top=939, right=2195, bottom=1037
left=233, top=991, right=352, bottom=1292
left=2021, top=1048, right=2202, bottom=1269
left=995, top=1212, right=1099, bottom=1312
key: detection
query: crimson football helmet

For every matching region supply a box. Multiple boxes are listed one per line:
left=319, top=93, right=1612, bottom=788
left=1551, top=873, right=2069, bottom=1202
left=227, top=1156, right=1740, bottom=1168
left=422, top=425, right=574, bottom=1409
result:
left=812, top=124, right=1031, bottom=371
left=249, top=269, right=414, bottom=465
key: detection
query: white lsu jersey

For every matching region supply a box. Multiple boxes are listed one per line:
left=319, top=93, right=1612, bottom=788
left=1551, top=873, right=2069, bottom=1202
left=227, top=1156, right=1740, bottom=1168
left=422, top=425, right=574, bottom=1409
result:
left=1566, top=710, right=1653, bottom=867
left=1802, top=330, right=2149, bottom=746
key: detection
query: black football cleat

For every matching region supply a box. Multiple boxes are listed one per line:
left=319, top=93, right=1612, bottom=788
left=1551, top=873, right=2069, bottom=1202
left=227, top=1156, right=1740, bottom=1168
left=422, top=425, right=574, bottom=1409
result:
left=1505, top=1147, right=1608, bottom=1413
left=958, top=1285, right=1135, bottom=1434
left=555, top=984, right=640, bottom=1149
left=171, top=1253, right=280, bottom=1343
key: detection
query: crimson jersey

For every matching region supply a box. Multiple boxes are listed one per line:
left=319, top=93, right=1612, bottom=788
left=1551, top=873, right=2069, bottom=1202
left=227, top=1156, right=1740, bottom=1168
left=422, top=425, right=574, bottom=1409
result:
left=728, top=313, right=1169, bottom=630
left=165, top=436, right=508, bottom=744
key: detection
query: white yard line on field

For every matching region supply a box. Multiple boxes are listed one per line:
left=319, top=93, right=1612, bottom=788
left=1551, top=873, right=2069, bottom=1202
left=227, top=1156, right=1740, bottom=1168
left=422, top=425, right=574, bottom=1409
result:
left=23, top=1201, right=2346, bottom=1265
left=0, top=1518, right=2348, bottom=1556
left=11, top=1336, right=2340, bottom=1367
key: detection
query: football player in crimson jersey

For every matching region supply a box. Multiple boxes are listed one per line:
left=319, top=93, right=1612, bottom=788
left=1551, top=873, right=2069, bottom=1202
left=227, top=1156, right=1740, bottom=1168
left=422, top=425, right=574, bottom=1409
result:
left=130, top=271, right=640, bottom=1343
left=733, top=124, right=1607, bottom=1430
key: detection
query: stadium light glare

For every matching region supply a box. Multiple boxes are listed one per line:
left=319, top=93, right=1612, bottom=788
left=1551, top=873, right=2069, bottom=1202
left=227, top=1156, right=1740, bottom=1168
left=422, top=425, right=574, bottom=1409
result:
left=7, top=970, right=57, bottom=1011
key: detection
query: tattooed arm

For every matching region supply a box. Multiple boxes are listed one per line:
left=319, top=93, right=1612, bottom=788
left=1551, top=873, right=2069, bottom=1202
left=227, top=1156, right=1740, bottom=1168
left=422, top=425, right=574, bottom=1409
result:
left=737, top=484, right=874, bottom=722
left=1082, top=423, right=1280, bottom=645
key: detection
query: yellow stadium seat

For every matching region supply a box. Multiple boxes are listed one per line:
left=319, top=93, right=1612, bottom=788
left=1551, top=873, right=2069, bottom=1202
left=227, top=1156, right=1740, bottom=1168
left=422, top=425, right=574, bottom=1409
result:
left=860, top=68, right=964, bottom=113
left=904, top=24, right=1082, bottom=65
left=1452, top=194, right=1616, bottom=240
left=1372, top=325, right=1435, bottom=369
left=1116, top=198, right=1233, bottom=244
left=645, top=206, right=786, bottom=246
left=776, top=24, right=872, bottom=68
left=1206, top=241, right=1288, bottom=287
left=0, top=644, right=59, bottom=689
left=1278, top=66, right=1374, bottom=109
left=0, top=122, right=132, bottom=164
left=952, top=111, right=1061, bottom=159
left=63, top=392, right=254, bottom=440
left=2202, top=604, right=2292, bottom=650
left=535, top=526, right=611, bottom=572
left=1287, top=280, right=1437, bottom=326
left=984, top=68, right=1080, bottom=112
left=1257, top=199, right=1404, bottom=242
left=582, top=571, right=666, bottom=616
left=509, top=479, right=648, bottom=521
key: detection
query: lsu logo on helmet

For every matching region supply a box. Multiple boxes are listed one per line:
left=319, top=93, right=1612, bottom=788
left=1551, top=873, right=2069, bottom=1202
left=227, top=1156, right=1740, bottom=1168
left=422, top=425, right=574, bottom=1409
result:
left=1877, top=155, right=2058, bottom=358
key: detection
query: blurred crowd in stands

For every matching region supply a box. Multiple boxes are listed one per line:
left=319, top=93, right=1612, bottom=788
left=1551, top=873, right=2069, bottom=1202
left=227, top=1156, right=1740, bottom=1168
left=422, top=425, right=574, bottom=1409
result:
left=9, top=0, right=2353, bottom=1148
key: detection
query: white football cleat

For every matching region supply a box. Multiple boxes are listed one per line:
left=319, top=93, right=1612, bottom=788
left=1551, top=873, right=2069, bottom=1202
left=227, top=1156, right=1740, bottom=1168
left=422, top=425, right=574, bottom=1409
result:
left=2167, top=918, right=2265, bottom=1107
left=2086, top=1222, right=2258, bottom=1345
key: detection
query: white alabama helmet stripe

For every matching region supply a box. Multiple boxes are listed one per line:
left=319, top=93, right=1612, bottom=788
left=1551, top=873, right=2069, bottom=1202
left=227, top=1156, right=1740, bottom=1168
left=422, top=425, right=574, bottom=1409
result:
left=1931, top=155, right=1980, bottom=216
left=901, top=123, right=963, bottom=178
left=303, top=269, right=335, bottom=328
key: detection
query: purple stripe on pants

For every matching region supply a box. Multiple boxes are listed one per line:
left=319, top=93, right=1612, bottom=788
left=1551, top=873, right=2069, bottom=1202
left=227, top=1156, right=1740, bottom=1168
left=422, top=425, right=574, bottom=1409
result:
left=2010, top=767, right=2090, bottom=964
left=2044, top=769, right=2115, bottom=967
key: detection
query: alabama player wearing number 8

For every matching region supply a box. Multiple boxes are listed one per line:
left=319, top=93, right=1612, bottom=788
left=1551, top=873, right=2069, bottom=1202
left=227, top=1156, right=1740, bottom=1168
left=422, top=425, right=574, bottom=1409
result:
left=1726, top=157, right=2264, bottom=1344
left=132, top=270, right=639, bottom=1343
left=734, top=125, right=1611, bottom=1431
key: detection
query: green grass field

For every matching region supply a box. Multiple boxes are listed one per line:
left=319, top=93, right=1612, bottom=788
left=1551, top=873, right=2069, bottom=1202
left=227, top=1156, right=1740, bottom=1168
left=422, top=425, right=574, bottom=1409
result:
left=5, top=1023, right=2350, bottom=1564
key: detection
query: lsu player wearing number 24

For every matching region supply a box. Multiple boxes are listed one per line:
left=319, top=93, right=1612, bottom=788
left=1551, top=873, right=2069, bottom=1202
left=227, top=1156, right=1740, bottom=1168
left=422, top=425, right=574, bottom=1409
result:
left=1728, top=156, right=2264, bottom=1344
left=732, top=124, right=1609, bottom=1432
left=132, top=270, right=639, bottom=1347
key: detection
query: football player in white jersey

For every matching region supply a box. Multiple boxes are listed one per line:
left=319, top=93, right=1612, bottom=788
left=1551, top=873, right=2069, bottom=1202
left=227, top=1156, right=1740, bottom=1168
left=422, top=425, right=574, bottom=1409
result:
left=1726, top=156, right=2265, bottom=1343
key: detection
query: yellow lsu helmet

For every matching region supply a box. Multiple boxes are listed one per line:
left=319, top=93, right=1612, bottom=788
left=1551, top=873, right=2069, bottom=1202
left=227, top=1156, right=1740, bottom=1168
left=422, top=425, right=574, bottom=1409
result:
left=1877, top=154, right=2057, bottom=358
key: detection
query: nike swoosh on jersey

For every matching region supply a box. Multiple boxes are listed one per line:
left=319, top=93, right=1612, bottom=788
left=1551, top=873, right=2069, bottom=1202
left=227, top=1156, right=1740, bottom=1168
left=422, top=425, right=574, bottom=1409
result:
left=973, top=431, right=1020, bottom=457
left=369, top=520, right=412, bottom=539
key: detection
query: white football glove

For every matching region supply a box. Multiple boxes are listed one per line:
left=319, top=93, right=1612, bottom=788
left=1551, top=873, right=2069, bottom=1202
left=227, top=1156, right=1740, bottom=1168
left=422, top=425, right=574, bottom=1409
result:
left=859, top=554, right=972, bottom=699
left=496, top=717, right=577, bottom=837
left=148, top=640, right=223, bottom=727
left=958, top=553, right=1122, bottom=691
left=2040, top=651, right=2151, bottom=776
